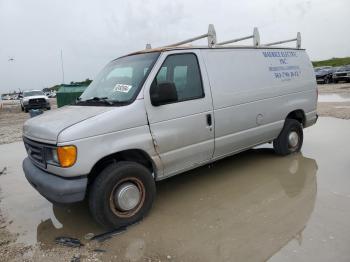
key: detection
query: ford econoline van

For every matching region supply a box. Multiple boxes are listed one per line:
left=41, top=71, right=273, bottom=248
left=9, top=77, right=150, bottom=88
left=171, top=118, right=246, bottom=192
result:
left=22, top=26, right=318, bottom=228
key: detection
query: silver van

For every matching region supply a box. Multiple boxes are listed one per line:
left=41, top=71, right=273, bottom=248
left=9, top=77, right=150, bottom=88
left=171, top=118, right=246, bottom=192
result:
left=22, top=26, right=318, bottom=228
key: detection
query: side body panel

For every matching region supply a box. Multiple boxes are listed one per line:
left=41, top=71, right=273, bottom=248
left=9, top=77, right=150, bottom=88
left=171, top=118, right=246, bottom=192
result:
left=201, top=48, right=317, bottom=159
left=143, top=50, right=215, bottom=178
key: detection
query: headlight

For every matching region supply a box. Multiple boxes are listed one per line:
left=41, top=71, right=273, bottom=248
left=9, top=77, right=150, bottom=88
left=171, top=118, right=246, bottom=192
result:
left=46, top=145, right=77, bottom=168
left=57, top=146, right=77, bottom=167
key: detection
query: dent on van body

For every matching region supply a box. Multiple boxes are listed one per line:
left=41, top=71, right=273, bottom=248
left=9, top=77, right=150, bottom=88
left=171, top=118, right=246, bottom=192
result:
left=142, top=50, right=215, bottom=178
left=45, top=100, right=163, bottom=177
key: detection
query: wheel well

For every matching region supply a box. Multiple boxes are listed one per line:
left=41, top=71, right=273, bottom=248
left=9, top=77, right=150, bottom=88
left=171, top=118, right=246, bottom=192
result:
left=286, top=110, right=306, bottom=126
left=88, top=149, right=155, bottom=185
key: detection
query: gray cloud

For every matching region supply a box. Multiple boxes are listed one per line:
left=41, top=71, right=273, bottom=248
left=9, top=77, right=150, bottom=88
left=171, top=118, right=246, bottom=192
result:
left=0, top=0, right=349, bottom=93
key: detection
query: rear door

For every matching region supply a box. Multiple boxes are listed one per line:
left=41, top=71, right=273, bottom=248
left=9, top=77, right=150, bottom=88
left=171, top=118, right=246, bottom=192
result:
left=144, top=50, right=214, bottom=177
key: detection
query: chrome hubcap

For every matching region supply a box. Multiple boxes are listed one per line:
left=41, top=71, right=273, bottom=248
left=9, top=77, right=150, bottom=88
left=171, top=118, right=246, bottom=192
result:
left=114, top=182, right=141, bottom=211
left=288, top=131, right=299, bottom=148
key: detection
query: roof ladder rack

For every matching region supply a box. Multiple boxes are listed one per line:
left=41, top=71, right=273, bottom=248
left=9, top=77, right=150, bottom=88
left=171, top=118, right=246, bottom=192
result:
left=164, top=24, right=217, bottom=48
left=263, top=32, right=301, bottom=49
left=216, top=27, right=260, bottom=47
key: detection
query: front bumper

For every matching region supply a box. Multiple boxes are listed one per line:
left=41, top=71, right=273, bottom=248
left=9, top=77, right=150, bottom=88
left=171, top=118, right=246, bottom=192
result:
left=23, top=157, right=87, bottom=204
left=24, top=102, right=50, bottom=110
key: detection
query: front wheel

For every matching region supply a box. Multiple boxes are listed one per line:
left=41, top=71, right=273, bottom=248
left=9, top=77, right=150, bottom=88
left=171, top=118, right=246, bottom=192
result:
left=273, top=119, right=303, bottom=156
left=89, top=161, right=156, bottom=229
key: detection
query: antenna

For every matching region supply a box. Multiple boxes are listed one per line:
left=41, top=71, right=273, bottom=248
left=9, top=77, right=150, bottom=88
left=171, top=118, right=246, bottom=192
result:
left=216, top=27, right=260, bottom=47
left=145, top=43, right=152, bottom=49
left=263, top=32, right=301, bottom=49
left=60, top=50, right=65, bottom=84
left=164, top=24, right=217, bottom=48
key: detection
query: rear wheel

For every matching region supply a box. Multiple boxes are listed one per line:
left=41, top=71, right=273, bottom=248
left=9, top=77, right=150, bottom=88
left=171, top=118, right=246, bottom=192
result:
left=89, top=161, right=156, bottom=229
left=273, top=119, right=303, bottom=156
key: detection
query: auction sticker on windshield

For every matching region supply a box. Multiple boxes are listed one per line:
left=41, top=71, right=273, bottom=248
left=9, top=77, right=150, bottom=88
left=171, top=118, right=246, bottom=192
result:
left=113, top=84, right=132, bottom=93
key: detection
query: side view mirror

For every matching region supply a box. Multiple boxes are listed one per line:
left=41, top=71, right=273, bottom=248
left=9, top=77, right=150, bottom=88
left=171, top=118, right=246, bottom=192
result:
left=150, top=81, right=178, bottom=106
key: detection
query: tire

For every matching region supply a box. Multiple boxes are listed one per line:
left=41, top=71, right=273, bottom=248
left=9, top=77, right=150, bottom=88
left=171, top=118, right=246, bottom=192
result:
left=47, top=107, right=51, bottom=110
left=21, top=105, right=24, bottom=112
left=333, top=80, right=338, bottom=84
left=89, top=161, right=156, bottom=229
left=24, top=108, right=29, bottom=113
left=273, top=119, right=303, bottom=156
left=324, top=77, right=329, bottom=84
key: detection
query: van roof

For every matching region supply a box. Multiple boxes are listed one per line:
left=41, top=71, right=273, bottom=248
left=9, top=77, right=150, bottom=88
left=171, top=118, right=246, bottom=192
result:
left=127, top=45, right=305, bottom=56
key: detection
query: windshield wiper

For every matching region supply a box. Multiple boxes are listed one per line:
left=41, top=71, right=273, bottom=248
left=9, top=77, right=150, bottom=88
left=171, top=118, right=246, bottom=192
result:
left=76, top=97, right=114, bottom=105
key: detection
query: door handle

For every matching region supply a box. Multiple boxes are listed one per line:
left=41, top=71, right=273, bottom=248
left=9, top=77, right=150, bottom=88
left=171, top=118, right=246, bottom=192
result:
left=206, top=114, right=212, bottom=126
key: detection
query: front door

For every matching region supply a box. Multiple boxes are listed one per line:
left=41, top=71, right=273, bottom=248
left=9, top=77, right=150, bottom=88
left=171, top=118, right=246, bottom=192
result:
left=144, top=51, right=214, bottom=177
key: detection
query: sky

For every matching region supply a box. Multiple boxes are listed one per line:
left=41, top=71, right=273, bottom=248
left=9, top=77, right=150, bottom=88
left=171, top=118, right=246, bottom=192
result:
left=0, top=0, right=349, bottom=93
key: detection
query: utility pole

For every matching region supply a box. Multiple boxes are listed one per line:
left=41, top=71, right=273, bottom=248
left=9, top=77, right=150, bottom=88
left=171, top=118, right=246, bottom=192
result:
left=60, top=50, right=65, bottom=84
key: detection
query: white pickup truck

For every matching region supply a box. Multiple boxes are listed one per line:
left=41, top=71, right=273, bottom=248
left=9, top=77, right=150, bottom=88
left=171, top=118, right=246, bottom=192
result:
left=22, top=26, right=317, bottom=228
left=20, top=90, right=51, bottom=112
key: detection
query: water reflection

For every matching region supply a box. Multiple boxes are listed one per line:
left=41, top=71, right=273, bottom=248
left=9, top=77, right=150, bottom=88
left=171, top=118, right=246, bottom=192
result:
left=35, top=148, right=318, bottom=261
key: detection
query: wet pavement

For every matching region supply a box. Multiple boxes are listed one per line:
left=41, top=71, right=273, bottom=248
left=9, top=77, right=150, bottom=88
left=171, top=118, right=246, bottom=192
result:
left=0, top=117, right=349, bottom=261
left=318, top=93, right=350, bottom=102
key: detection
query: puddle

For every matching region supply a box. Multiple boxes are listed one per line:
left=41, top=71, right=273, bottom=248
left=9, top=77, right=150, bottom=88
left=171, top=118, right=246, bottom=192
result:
left=0, top=117, right=350, bottom=261
left=318, top=93, right=350, bottom=102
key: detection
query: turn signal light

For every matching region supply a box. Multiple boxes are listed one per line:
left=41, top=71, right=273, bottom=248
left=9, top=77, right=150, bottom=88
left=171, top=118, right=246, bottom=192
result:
left=57, top=146, right=77, bottom=167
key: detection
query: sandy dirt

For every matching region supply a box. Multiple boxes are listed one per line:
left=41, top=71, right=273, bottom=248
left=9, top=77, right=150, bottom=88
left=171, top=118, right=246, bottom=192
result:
left=0, top=99, right=57, bottom=145
left=1, top=84, right=350, bottom=145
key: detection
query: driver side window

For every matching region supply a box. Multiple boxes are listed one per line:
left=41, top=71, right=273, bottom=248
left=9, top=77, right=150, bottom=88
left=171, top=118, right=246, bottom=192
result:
left=151, top=53, right=204, bottom=103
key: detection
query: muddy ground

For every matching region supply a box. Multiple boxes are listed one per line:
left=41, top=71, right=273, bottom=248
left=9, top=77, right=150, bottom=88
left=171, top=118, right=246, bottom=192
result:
left=0, top=118, right=349, bottom=261
left=1, top=83, right=350, bottom=145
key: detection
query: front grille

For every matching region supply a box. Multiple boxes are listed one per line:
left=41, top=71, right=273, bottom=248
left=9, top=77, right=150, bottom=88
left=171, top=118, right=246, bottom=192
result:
left=28, top=98, right=46, bottom=107
left=24, top=137, right=46, bottom=168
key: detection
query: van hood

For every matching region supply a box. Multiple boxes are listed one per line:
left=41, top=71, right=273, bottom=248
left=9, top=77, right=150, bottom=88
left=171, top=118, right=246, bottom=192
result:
left=23, top=106, right=114, bottom=143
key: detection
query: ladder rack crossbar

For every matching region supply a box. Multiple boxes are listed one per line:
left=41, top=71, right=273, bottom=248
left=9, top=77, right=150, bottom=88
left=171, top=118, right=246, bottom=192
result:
left=216, top=35, right=253, bottom=45
left=163, top=24, right=217, bottom=48
left=166, top=33, right=208, bottom=47
left=263, top=32, right=301, bottom=48
left=263, top=38, right=297, bottom=46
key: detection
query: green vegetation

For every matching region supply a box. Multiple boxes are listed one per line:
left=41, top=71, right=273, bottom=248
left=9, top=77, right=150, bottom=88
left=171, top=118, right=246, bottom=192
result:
left=312, top=57, right=350, bottom=68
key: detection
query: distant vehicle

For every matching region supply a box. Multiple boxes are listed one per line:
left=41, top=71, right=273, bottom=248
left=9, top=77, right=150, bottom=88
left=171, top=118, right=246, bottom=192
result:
left=20, top=90, right=51, bottom=112
left=48, top=91, right=56, bottom=98
left=3, top=95, right=11, bottom=100
left=314, top=68, right=334, bottom=84
left=333, top=65, right=350, bottom=83
left=314, top=66, right=332, bottom=72
left=0, top=96, right=3, bottom=109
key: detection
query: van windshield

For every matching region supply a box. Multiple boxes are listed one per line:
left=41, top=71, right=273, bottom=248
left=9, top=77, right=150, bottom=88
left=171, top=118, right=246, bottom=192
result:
left=78, top=52, right=160, bottom=105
